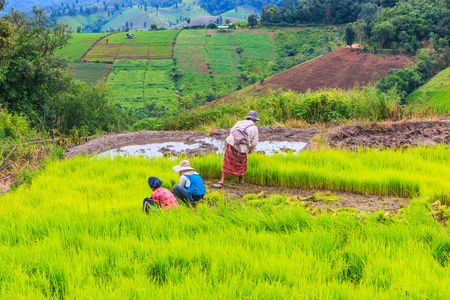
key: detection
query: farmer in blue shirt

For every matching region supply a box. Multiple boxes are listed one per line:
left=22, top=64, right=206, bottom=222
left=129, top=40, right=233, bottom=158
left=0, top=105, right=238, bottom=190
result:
left=172, top=160, right=206, bottom=205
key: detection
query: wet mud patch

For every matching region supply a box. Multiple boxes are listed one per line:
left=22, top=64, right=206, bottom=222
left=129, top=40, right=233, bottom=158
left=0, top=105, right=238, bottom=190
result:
left=324, top=119, right=450, bottom=149
left=204, top=179, right=409, bottom=214
left=64, top=127, right=321, bottom=158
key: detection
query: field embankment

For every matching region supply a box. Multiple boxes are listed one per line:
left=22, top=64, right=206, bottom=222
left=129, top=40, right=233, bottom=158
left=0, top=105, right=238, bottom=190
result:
left=213, top=47, right=411, bottom=105
left=324, top=119, right=450, bottom=149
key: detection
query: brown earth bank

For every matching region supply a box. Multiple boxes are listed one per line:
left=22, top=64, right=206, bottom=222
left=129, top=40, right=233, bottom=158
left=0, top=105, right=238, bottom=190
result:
left=63, top=127, right=321, bottom=158
left=323, top=118, right=450, bottom=149
left=211, top=46, right=412, bottom=106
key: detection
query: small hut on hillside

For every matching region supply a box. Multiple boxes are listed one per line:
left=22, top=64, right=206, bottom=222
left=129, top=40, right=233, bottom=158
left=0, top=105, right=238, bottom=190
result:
left=127, top=33, right=135, bottom=39
left=218, top=25, right=229, bottom=32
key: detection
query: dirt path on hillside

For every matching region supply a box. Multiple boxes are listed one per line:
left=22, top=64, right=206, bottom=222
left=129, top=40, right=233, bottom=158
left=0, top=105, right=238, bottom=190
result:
left=64, top=127, right=321, bottom=158
left=323, top=118, right=450, bottom=149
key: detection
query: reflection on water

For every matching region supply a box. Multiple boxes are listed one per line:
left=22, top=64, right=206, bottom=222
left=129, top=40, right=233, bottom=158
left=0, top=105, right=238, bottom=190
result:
left=96, top=138, right=308, bottom=158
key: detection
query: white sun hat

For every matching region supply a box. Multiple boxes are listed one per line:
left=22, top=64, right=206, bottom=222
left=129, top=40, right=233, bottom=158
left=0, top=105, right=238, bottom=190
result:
left=172, top=160, right=195, bottom=173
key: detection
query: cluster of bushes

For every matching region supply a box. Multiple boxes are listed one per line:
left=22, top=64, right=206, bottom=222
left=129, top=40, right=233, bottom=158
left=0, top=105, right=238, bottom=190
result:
left=132, top=86, right=402, bottom=131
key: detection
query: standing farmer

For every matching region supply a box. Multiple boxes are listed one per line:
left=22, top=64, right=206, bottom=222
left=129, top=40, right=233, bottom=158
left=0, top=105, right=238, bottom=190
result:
left=218, top=110, right=259, bottom=185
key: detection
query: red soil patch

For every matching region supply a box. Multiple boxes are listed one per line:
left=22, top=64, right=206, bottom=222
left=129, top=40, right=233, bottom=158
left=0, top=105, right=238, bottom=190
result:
left=211, top=47, right=411, bottom=106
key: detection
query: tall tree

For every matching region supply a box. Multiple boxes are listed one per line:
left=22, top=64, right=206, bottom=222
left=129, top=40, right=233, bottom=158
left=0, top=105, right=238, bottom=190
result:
left=345, top=23, right=355, bottom=48
left=0, top=8, right=71, bottom=124
left=372, top=21, right=395, bottom=53
left=353, top=19, right=367, bottom=53
left=248, top=14, right=257, bottom=27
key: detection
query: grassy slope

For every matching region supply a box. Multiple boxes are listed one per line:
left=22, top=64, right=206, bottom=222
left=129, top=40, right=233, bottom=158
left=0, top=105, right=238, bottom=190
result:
left=54, top=32, right=109, bottom=62
left=101, top=6, right=151, bottom=32
left=221, top=6, right=259, bottom=19
left=407, top=66, right=450, bottom=114
left=56, top=11, right=109, bottom=29
left=0, top=150, right=450, bottom=297
left=159, top=0, right=210, bottom=26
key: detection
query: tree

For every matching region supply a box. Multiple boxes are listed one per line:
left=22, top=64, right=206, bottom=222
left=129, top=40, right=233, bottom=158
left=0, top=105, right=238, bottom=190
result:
left=77, top=25, right=82, bottom=33
left=187, top=18, right=191, bottom=25
left=0, top=8, right=72, bottom=124
left=248, top=14, right=257, bottom=28
left=353, top=19, right=367, bottom=53
left=151, top=23, right=157, bottom=30
left=207, top=22, right=217, bottom=29
left=372, top=21, right=394, bottom=53
left=345, top=24, right=355, bottom=48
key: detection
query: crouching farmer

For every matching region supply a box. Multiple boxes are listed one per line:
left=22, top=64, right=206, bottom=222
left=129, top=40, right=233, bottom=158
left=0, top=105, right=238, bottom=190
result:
left=143, top=177, right=179, bottom=213
left=172, top=160, right=205, bottom=205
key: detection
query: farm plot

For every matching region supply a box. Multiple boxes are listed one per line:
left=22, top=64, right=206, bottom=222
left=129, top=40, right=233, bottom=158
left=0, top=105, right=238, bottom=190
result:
left=207, top=46, right=239, bottom=76
left=106, top=59, right=175, bottom=109
left=117, top=44, right=150, bottom=59
left=99, top=30, right=178, bottom=44
left=175, top=30, right=208, bottom=74
left=83, top=44, right=121, bottom=62
left=144, top=60, right=176, bottom=109
left=106, top=60, right=148, bottom=107
left=179, top=74, right=214, bottom=95
left=71, top=63, right=112, bottom=84
left=176, top=29, right=206, bottom=46
left=55, top=33, right=109, bottom=62
left=236, top=31, right=274, bottom=60
left=149, top=44, right=173, bottom=59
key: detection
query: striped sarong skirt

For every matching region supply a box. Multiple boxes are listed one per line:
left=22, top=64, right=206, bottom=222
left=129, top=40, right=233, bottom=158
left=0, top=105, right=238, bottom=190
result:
left=221, top=143, right=247, bottom=177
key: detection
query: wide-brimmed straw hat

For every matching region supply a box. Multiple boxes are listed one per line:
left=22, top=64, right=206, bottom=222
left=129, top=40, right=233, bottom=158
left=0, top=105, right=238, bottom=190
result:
left=172, top=160, right=195, bottom=173
left=245, top=110, right=260, bottom=121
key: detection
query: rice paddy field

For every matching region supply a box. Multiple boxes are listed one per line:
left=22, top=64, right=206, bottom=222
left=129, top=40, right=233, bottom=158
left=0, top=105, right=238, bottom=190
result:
left=106, top=59, right=176, bottom=109
left=1, top=146, right=450, bottom=298
left=71, top=63, right=112, bottom=84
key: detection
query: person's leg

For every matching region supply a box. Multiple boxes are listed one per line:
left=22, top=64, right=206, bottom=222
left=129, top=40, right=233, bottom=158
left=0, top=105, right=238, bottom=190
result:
left=143, top=198, right=159, bottom=214
left=237, top=176, right=244, bottom=184
left=172, top=184, right=191, bottom=205
left=218, top=172, right=226, bottom=184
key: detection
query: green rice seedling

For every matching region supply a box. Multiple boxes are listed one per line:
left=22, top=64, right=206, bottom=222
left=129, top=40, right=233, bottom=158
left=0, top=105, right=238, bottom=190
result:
left=0, top=150, right=449, bottom=298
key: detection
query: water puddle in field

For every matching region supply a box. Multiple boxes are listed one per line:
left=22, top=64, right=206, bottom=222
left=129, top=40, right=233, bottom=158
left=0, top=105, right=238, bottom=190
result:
left=96, top=137, right=308, bottom=158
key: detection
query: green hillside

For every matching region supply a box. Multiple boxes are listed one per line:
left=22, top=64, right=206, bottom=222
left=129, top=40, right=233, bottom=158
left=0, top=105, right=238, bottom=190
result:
left=57, top=11, right=109, bottom=29
left=407, top=67, right=450, bottom=115
left=221, top=6, right=259, bottom=19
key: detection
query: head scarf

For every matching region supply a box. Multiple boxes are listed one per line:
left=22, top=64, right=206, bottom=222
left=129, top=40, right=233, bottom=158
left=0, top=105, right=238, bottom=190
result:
left=148, top=177, right=163, bottom=189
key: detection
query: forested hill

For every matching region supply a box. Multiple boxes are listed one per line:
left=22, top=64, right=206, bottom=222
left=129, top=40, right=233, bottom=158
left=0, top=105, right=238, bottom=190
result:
left=1, top=0, right=278, bottom=17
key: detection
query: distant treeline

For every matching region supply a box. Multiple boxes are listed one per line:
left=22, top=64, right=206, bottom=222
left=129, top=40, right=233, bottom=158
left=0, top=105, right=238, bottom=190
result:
left=198, top=0, right=282, bottom=16
left=260, top=0, right=449, bottom=42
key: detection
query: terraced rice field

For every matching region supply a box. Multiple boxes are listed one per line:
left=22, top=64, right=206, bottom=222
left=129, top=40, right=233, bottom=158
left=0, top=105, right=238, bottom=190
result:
left=174, top=29, right=275, bottom=100
left=106, top=59, right=176, bottom=109
left=71, top=63, right=112, bottom=84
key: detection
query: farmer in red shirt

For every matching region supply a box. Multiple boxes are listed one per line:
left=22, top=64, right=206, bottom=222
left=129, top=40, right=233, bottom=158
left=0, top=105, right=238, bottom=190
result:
left=143, top=177, right=179, bottom=213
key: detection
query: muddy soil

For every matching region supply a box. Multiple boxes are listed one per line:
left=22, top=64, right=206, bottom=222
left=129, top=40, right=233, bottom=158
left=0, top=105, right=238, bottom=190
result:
left=64, top=127, right=321, bottom=158
left=204, top=179, right=409, bottom=213
left=324, top=119, right=450, bottom=149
